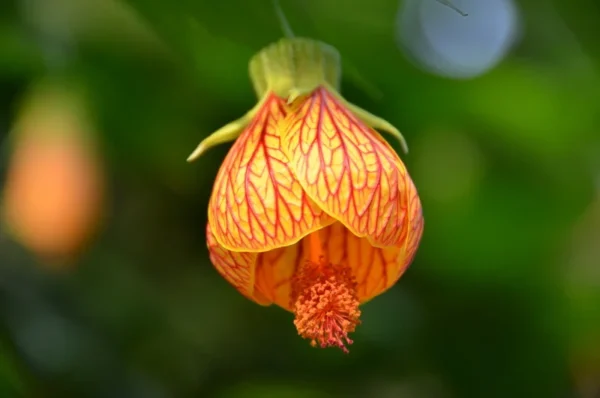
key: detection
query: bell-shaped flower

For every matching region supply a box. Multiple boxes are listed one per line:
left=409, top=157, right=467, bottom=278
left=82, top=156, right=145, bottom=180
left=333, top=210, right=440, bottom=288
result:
left=188, top=38, right=424, bottom=352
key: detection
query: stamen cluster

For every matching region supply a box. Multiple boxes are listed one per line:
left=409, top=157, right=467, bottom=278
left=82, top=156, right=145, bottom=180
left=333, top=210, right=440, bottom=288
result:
left=291, top=257, right=361, bottom=353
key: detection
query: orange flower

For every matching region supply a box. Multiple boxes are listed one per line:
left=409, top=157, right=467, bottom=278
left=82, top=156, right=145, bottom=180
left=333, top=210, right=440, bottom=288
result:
left=188, top=38, right=423, bottom=353
left=2, top=82, right=104, bottom=265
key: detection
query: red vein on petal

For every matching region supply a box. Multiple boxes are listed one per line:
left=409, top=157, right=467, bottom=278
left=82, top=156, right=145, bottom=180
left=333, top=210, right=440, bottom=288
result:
left=283, top=87, right=411, bottom=248
left=209, top=94, right=331, bottom=252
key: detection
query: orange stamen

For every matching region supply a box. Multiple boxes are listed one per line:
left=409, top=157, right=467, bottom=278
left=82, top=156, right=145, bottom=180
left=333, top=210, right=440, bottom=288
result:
left=308, top=231, right=322, bottom=263
left=291, top=232, right=361, bottom=353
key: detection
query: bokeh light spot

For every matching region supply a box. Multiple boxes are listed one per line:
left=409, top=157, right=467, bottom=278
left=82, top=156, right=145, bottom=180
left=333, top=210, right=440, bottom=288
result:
left=397, top=0, right=521, bottom=79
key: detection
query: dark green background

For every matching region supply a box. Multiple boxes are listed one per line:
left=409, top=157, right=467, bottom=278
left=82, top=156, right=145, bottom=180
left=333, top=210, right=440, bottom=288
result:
left=1, top=0, right=599, bottom=397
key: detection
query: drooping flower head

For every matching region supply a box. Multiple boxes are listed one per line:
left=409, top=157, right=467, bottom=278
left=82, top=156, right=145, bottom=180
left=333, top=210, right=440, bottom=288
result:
left=188, top=38, right=423, bottom=353
left=2, top=81, right=105, bottom=266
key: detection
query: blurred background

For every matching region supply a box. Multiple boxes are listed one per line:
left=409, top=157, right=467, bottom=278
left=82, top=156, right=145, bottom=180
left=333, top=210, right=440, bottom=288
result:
left=0, top=0, right=599, bottom=397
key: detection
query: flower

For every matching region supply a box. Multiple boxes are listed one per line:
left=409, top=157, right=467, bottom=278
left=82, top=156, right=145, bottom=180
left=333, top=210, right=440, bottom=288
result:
left=2, top=81, right=104, bottom=266
left=188, top=38, right=423, bottom=353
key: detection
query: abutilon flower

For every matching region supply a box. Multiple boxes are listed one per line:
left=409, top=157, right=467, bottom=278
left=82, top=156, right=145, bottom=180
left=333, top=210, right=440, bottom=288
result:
left=188, top=38, right=423, bottom=353
left=2, top=82, right=104, bottom=266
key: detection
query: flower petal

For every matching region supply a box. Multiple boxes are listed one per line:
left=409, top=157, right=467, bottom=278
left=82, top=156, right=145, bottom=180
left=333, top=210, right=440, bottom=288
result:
left=253, top=217, right=423, bottom=309
left=208, top=93, right=332, bottom=252
left=253, top=241, right=307, bottom=310
left=323, top=222, right=420, bottom=302
left=282, top=87, right=418, bottom=248
left=404, top=178, right=425, bottom=265
left=206, top=223, right=271, bottom=305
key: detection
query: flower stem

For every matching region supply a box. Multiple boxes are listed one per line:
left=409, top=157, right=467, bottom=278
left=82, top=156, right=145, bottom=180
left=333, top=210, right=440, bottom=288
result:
left=272, top=0, right=295, bottom=38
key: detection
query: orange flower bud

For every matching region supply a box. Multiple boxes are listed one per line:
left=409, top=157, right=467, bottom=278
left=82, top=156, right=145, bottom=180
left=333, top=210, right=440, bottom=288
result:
left=2, top=82, right=104, bottom=265
left=191, top=38, right=424, bottom=352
